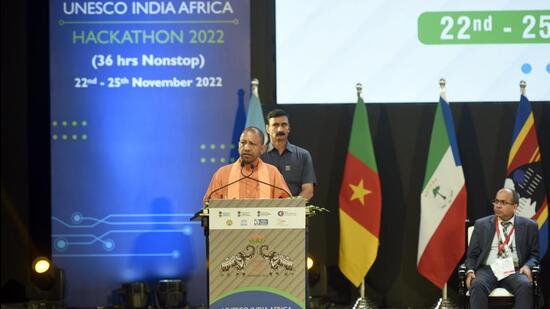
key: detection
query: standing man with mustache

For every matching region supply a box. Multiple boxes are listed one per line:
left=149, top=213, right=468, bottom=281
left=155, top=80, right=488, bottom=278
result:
left=262, top=109, right=317, bottom=201
left=203, top=126, right=290, bottom=205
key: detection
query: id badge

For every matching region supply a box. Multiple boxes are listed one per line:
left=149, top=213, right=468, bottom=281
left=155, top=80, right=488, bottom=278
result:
left=490, top=256, right=515, bottom=281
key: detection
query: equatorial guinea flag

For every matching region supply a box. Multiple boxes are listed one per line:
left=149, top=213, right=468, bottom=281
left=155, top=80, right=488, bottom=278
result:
left=505, top=94, right=548, bottom=257
left=339, top=95, right=381, bottom=287
left=417, top=96, right=467, bottom=289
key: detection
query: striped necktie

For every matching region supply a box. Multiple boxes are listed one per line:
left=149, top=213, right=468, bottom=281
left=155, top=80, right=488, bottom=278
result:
left=499, top=221, right=512, bottom=257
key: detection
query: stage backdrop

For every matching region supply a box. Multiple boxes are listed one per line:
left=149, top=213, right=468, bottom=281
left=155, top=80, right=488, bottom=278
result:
left=276, top=0, right=550, bottom=103
left=49, top=0, right=250, bottom=306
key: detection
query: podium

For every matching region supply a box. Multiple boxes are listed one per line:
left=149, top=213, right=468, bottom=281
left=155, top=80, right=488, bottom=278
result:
left=200, top=198, right=307, bottom=309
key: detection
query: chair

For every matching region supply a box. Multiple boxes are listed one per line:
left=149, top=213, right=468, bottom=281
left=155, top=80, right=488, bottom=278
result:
left=458, top=221, right=541, bottom=308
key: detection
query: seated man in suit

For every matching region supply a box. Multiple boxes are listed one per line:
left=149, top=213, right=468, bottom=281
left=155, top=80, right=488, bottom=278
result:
left=465, top=187, right=539, bottom=308
left=203, top=126, right=291, bottom=205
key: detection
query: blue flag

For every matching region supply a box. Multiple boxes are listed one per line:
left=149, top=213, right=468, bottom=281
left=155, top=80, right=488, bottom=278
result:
left=244, top=90, right=267, bottom=143
left=505, top=94, right=548, bottom=257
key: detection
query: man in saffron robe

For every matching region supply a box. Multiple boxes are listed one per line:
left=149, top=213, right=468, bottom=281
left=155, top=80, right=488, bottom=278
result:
left=203, top=127, right=291, bottom=205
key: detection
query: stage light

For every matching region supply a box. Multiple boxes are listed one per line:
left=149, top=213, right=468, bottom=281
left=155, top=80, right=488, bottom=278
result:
left=29, top=257, right=64, bottom=301
left=155, top=279, right=186, bottom=308
left=33, top=258, right=51, bottom=274
left=307, top=256, right=314, bottom=270
left=307, top=255, right=327, bottom=301
left=118, top=282, right=149, bottom=309
left=307, top=256, right=320, bottom=288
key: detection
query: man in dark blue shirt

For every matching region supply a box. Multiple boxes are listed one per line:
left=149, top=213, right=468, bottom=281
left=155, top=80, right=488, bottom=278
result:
left=261, top=109, right=317, bottom=201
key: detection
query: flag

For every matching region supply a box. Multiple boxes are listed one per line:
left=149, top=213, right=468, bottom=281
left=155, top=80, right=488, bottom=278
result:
left=417, top=96, right=467, bottom=289
left=338, top=95, right=381, bottom=287
left=244, top=89, right=267, bottom=143
left=505, top=94, right=548, bottom=257
left=230, top=89, right=246, bottom=162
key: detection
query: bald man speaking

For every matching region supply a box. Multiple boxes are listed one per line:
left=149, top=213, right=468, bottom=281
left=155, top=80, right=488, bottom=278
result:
left=203, top=127, right=291, bottom=205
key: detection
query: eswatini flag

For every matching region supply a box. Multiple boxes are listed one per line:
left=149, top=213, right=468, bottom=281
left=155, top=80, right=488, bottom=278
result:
left=338, top=95, right=381, bottom=287
left=505, top=94, right=548, bottom=257
left=417, top=96, right=467, bottom=289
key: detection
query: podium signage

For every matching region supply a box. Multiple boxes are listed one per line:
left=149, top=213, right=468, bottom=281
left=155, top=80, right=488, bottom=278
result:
left=208, top=199, right=306, bottom=309
left=210, top=207, right=305, bottom=230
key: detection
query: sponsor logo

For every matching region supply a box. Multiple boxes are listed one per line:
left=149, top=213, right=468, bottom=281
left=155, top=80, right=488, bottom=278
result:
left=220, top=245, right=255, bottom=275
left=277, top=210, right=297, bottom=216
left=248, top=234, right=265, bottom=245
left=257, top=211, right=271, bottom=217
left=254, top=219, right=269, bottom=226
left=260, top=245, right=294, bottom=271
left=237, top=211, right=251, bottom=217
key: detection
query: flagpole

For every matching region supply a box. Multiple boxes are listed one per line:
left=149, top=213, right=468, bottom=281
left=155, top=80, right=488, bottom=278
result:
left=432, top=78, right=459, bottom=309
left=251, top=78, right=259, bottom=97
left=248, top=78, right=268, bottom=145
left=520, top=80, right=526, bottom=95
left=353, top=278, right=378, bottom=309
left=434, top=282, right=463, bottom=309
left=361, top=278, right=365, bottom=300
left=351, top=83, right=377, bottom=309
left=356, top=82, right=363, bottom=98
left=439, top=78, right=447, bottom=100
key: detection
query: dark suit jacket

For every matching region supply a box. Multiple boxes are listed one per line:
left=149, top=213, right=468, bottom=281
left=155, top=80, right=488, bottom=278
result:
left=465, top=215, right=539, bottom=271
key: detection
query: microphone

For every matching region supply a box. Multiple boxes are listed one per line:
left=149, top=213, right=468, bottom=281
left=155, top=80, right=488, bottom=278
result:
left=241, top=163, right=293, bottom=198
left=205, top=161, right=252, bottom=203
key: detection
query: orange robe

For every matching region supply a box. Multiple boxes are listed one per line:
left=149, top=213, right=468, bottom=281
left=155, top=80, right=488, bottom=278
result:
left=203, top=159, right=291, bottom=206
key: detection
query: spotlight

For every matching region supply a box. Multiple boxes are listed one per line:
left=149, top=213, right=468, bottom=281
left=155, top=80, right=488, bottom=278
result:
left=307, top=255, right=327, bottom=298
left=118, top=282, right=150, bottom=309
left=307, top=256, right=320, bottom=287
left=29, top=257, right=64, bottom=301
left=33, top=258, right=51, bottom=274
left=307, top=257, right=314, bottom=270
left=155, top=279, right=186, bottom=308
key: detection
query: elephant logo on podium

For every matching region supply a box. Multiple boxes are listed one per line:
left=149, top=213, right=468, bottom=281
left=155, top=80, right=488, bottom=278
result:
left=221, top=245, right=255, bottom=272
left=260, top=245, right=294, bottom=271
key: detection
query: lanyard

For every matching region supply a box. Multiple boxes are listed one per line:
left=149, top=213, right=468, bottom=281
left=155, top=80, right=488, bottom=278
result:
left=495, top=219, right=515, bottom=255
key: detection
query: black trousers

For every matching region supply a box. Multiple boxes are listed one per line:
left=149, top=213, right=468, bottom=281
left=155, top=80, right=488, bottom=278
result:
left=469, top=265, right=532, bottom=309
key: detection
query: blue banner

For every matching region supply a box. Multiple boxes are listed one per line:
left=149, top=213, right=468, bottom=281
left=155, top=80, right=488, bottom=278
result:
left=49, top=1, right=250, bottom=306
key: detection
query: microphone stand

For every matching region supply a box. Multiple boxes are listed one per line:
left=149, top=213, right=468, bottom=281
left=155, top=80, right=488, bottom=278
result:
left=239, top=162, right=329, bottom=216
left=239, top=162, right=293, bottom=198
left=192, top=162, right=253, bottom=235
left=205, top=162, right=252, bottom=203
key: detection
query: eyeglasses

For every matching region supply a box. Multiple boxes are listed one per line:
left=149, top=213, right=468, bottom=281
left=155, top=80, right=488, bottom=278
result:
left=492, top=199, right=516, bottom=206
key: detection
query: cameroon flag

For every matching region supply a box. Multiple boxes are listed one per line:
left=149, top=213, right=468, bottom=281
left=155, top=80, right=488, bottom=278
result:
left=338, top=95, right=382, bottom=287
